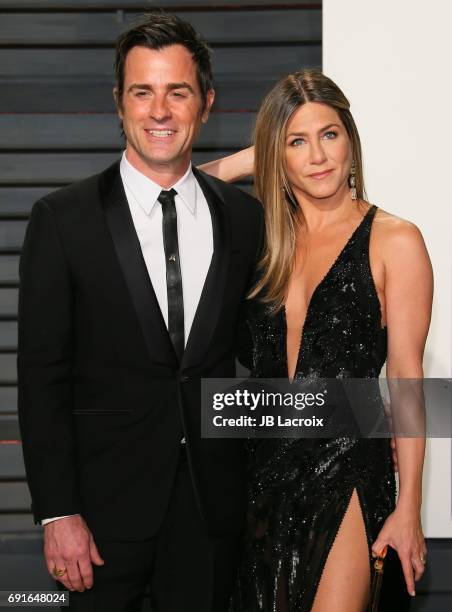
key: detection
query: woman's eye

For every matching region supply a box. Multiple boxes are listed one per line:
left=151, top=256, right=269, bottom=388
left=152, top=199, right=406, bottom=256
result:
left=323, top=130, right=337, bottom=140
left=291, top=138, right=306, bottom=146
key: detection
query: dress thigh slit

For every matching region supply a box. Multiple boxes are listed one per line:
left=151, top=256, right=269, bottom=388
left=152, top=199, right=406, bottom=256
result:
left=298, top=486, right=371, bottom=612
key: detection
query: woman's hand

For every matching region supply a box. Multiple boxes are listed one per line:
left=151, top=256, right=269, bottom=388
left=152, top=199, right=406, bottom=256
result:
left=371, top=504, right=427, bottom=597
left=198, top=146, right=254, bottom=182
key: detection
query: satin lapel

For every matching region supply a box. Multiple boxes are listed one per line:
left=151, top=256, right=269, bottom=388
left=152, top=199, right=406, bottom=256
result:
left=181, top=168, right=231, bottom=370
left=100, top=161, right=177, bottom=367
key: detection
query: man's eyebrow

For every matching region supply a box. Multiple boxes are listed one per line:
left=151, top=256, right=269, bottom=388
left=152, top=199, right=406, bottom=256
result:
left=167, top=82, right=195, bottom=93
left=286, top=123, right=341, bottom=137
left=127, top=82, right=195, bottom=93
left=128, top=83, right=151, bottom=92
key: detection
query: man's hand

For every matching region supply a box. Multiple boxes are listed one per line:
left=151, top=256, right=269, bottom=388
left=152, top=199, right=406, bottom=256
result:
left=44, top=515, right=104, bottom=592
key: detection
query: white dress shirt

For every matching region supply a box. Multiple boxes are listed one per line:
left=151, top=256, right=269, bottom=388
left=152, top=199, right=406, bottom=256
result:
left=42, top=153, right=213, bottom=525
left=120, top=151, right=213, bottom=338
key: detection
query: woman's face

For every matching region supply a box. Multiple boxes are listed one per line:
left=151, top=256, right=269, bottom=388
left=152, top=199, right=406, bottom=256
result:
left=284, top=101, right=352, bottom=202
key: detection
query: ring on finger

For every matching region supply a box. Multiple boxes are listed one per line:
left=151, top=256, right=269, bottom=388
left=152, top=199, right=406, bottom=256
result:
left=52, top=567, right=67, bottom=578
left=420, top=554, right=427, bottom=564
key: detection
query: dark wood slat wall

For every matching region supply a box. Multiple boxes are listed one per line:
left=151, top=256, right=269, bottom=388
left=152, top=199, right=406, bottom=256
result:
left=0, top=10, right=321, bottom=44
left=0, top=1, right=318, bottom=8
left=1, top=47, right=320, bottom=78
left=0, top=386, right=17, bottom=412
left=0, top=0, right=321, bottom=530
left=0, top=289, right=18, bottom=317
left=0, top=354, right=16, bottom=383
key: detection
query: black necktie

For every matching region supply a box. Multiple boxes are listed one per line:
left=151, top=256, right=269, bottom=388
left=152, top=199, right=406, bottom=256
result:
left=158, top=189, right=185, bottom=361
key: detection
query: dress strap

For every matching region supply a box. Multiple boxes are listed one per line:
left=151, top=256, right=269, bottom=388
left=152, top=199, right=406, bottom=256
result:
left=351, top=205, right=377, bottom=251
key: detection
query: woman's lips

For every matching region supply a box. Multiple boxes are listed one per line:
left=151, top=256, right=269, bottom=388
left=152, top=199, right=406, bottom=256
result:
left=309, top=169, right=333, bottom=179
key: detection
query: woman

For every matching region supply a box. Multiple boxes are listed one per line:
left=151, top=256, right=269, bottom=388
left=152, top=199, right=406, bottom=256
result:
left=201, top=70, right=431, bottom=611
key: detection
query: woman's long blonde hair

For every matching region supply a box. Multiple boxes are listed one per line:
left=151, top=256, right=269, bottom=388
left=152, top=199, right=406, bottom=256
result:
left=251, top=69, right=366, bottom=309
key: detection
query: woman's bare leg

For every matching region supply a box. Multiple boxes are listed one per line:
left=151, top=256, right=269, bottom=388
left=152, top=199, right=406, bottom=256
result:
left=311, top=489, right=370, bottom=612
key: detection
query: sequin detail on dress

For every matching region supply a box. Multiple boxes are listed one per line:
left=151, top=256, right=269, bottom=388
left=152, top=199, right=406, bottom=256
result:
left=232, top=206, right=396, bottom=612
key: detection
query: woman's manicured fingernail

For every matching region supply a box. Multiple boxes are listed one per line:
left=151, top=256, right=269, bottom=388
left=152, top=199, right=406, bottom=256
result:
left=410, top=590, right=416, bottom=597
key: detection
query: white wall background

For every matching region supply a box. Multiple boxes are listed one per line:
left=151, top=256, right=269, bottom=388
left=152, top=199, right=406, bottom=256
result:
left=323, top=0, right=452, bottom=536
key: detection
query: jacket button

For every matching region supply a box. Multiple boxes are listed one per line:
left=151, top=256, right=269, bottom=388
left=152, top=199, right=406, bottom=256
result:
left=180, top=375, right=189, bottom=383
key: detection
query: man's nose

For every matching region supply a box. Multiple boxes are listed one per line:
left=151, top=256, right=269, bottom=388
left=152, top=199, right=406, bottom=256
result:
left=149, top=95, right=171, bottom=122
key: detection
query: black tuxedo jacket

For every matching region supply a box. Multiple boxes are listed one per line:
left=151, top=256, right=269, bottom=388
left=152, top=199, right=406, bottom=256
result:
left=17, top=161, right=263, bottom=540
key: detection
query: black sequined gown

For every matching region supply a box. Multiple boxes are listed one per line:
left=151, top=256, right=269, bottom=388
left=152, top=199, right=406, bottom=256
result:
left=232, top=206, right=396, bottom=612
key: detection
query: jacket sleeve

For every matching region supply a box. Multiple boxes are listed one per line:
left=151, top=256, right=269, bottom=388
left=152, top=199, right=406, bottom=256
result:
left=236, top=199, right=264, bottom=372
left=17, top=198, right=81, bottom=522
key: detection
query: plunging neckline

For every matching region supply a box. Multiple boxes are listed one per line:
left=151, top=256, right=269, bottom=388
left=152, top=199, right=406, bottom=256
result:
left=283, top=205, right=376, bottom=381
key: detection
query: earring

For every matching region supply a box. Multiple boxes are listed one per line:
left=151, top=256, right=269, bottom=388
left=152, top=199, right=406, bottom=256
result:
left=349, top=160, right=357, bottom=200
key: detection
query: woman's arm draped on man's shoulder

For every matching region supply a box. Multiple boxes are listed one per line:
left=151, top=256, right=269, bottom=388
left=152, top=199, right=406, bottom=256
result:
left=198, top=147, right=254, bottom=183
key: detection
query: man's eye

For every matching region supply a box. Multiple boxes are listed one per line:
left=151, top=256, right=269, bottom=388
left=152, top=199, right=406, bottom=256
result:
left=323, top=130, right=337, bottom=139
left=135, top=91, right=148, bottom=98
left=172, top=91, right=186, bottom=98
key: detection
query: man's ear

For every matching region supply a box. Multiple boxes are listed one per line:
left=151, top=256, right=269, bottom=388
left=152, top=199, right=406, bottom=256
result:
left=113, top=87, right=123, bottom=119
left=201, top=89, right=215, bottom=124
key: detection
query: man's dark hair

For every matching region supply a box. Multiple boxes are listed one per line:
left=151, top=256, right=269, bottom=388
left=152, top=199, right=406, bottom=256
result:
left=114, top=11, right=213, bottom=110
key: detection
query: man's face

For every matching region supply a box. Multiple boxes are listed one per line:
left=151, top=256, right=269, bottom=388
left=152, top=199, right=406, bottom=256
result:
left=115, top=44, right=214, bottom=182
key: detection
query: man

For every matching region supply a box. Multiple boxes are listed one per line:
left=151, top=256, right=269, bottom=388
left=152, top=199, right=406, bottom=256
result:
left=17, top=12, right=263, bottom=612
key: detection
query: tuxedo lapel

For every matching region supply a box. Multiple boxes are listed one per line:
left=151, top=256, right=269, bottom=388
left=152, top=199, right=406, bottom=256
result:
left=181, top=168, right=231, bottom=370
left=100, top=161, right=178, bottom=367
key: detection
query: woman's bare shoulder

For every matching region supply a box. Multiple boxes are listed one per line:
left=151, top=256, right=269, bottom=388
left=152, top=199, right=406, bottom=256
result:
left=371, top=206, right=426, bottom=254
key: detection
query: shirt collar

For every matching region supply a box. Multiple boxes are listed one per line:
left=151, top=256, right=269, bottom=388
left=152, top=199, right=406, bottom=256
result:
left=120, top=151, right=196, bottom=216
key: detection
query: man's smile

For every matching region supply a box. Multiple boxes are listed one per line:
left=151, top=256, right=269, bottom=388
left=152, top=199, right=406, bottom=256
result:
left=145, top=129, right=176, bottom=138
